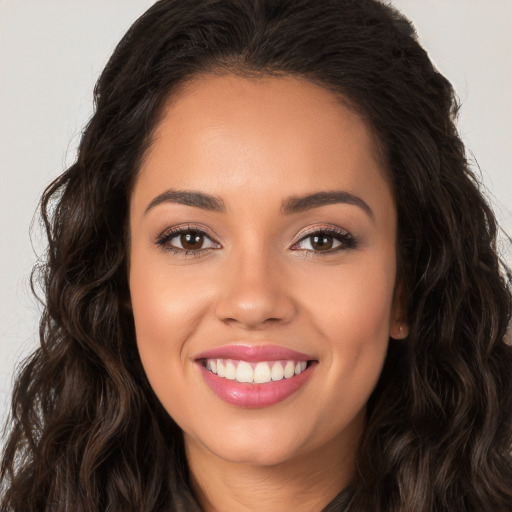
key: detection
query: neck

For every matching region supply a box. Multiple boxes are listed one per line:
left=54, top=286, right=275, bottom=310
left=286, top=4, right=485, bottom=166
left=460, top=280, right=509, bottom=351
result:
left=185, top=431, right=358, bottom=512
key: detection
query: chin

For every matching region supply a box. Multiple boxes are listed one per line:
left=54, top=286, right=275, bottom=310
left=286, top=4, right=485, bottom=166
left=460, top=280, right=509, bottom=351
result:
left=212, top=441, right=304, bottom=467
left=186, top=420, right=312, bottom=467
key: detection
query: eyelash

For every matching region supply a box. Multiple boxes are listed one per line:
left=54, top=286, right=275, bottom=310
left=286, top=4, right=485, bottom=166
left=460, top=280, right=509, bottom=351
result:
left=291, top=227, right=357, bottom=254
left=155, top=225, right=221, bottom=257
left=154, top=225, right=357, bottom=257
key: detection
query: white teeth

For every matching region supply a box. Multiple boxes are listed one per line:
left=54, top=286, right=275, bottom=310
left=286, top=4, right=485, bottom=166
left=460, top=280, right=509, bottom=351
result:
left=284, top=361, right=295, bottom=378
left=271, top=362, right=284, bottom=381
left=254, top=362, right=271, bottom=383
left=204, top=358, right=310, bottom=384
left=206, top=360, right=217, bottom=373
left=236, top=361, right=254, bottom=383
left=225, top=361, right=236, bottom=380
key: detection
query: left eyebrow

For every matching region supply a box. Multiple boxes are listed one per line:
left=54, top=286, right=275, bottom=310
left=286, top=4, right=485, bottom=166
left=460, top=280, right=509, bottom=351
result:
left=281, top=190, right=374, bottom=220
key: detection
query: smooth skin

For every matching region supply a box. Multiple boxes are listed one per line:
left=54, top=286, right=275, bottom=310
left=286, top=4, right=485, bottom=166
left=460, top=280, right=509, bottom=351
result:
left=129, top=74, right=407, bottom=512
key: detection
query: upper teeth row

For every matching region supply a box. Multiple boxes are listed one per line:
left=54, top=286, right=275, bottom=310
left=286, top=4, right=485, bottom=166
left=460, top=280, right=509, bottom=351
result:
left=205, top=359, right=308, bottom=384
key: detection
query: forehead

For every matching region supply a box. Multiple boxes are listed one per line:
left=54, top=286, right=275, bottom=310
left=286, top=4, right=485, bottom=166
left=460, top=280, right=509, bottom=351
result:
left=133, top=74, right=392, bottom=215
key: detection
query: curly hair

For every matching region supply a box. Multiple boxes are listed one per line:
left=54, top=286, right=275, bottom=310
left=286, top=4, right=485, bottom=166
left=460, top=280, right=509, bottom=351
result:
left=1, top=0, right=511, bottom=510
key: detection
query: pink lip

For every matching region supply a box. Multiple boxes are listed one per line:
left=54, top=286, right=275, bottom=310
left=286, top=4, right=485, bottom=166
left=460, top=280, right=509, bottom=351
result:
left=194, top=344, right=317, bottom=408
left=194, top=344, right=312, bottom=362
left=197, top=363, right=316, bottom=408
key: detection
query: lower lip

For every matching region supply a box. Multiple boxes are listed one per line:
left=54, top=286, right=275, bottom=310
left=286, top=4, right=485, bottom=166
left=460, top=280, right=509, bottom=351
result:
left=197, top=362, right=315, bottom=408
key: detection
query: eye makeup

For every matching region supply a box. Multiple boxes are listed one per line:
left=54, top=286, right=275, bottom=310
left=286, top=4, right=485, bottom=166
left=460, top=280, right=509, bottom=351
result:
left=154, top=223, right=357, bottom=257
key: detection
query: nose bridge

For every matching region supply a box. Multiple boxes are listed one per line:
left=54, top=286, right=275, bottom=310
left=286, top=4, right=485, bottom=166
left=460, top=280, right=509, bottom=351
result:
left=214, top=240, right=296, bottom=328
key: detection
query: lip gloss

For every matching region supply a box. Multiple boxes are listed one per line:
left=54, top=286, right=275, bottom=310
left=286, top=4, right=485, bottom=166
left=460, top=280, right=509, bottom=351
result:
left=194, top=344, right=316, bottom=408
left=197, top=363, right=314, bottom=408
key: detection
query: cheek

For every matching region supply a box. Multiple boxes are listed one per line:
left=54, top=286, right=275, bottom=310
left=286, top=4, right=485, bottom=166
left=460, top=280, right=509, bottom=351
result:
left=132, top=280, right=204, bottom=340
left=130, top=234, right=213, bottom=324
left=128, top=248, right=209, bottom=380
left=305, top=264, right=394, bottom=431
left=300, top=257, right=395, bottom=336
left=128, top=255, right=215, bottom=429
left=298, top=259, right=395, bottom=388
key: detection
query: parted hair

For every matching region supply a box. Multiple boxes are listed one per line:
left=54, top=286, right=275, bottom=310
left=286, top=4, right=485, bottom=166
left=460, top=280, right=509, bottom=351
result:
left=1, top=0, right=511, bottom=511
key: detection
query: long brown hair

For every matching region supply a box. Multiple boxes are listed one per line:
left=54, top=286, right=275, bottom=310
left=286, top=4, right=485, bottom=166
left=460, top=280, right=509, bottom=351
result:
left=2, top=1, right=511, bottom=510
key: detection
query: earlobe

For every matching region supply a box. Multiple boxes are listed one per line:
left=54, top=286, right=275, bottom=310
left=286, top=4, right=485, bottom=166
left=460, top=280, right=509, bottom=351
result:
left=389, top=281, right=408, bottom=339
left=390, top=322, right=409, bottom=340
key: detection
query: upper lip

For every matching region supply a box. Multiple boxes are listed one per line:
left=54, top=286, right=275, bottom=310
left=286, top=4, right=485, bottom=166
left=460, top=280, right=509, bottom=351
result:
left=194, top=344, right=314, bottom=362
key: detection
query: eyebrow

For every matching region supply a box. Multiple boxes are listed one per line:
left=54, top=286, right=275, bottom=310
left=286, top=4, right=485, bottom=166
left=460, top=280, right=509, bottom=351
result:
left=281, top=190, right=374, bottom=219
left=144, top=188, right=373, bottom=219
left=144, top=189, right=226, bottom=214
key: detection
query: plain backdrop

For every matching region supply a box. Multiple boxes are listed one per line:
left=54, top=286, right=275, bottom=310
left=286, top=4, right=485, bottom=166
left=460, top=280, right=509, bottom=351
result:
left=1, top=0, right=511, bottom=430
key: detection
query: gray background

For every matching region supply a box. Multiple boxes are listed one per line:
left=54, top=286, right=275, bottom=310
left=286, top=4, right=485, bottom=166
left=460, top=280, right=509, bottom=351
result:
left=1, top=0, right=511, bottom=429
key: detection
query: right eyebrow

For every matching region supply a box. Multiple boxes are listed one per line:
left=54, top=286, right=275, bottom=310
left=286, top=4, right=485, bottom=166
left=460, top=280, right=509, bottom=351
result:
left=144, top=189, right=226, bottom=215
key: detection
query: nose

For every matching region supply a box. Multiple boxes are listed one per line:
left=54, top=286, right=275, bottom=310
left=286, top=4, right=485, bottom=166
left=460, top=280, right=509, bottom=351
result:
left=214, top=249, right=297, bottom=330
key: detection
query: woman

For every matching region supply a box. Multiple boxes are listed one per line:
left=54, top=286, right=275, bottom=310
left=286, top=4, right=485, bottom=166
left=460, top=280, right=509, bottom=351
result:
left=1, top=0, right=511, bottom=510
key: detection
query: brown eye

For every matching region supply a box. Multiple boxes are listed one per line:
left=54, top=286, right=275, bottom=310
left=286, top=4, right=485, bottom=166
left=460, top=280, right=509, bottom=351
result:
left=310, top=234, right=334, bottom=251
left=156, top=228, right=219, bottom=253
left=292, top=229, right=354, bottom=253
left=180, top=231, right=205, bottom=250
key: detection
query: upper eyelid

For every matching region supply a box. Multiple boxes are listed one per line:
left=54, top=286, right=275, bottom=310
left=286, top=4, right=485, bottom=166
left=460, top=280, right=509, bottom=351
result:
left=293, top=225, right=351, bottom=242
left=156, top=224, right=220, bottom=243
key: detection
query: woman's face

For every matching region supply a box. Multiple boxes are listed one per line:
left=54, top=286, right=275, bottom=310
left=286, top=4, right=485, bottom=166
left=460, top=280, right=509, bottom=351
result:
left=129, top=74, right=404, bottom=468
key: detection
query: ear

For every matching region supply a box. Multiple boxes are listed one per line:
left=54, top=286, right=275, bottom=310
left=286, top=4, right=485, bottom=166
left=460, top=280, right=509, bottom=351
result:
left=389, top=282, right=409, bottom=340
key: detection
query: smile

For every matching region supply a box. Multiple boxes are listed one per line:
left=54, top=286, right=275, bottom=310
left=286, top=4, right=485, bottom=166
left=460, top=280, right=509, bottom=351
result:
left=203, top=359, right=309, bottom=384
left=194, top=344, right=316, bottom=408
